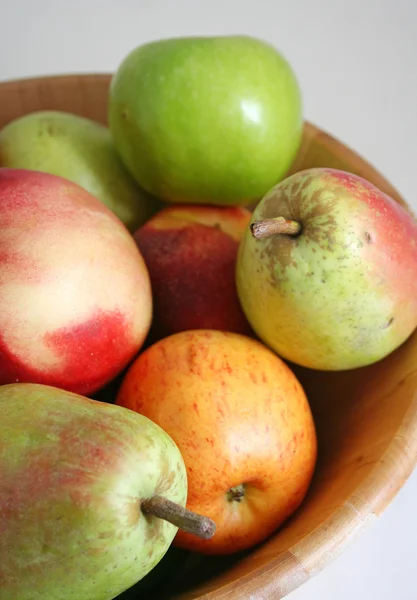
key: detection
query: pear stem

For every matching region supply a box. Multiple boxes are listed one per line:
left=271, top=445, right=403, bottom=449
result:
left=141, top=495, right=216, bottom=540
left=250, top=217, right=302, bottom=239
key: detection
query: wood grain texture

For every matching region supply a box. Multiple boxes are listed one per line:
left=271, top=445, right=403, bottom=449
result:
left=1, top=74, right=416, bottom=600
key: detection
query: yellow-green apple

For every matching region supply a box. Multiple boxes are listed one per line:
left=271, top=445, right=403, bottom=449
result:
left=108, top=35, right=303, bottom=206
left=134, top=205, right=253, bottom=341
left=0, top=110, right=163, bottom=232
left=0, top=382, right=215, bottom=600
left=116, top=329, right=317, bottom=555
left=0, top=168, right=152, bottom=395
left=236, top=167, right=417, bottom=370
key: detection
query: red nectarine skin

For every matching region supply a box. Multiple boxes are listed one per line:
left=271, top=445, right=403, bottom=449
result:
left=116, top=330, right=317, bottom=555
left=0, top=169, right=152, bottom=394
left=134, top=205, right=253, bottom=341
left=0, top=310, right=132, bottom=394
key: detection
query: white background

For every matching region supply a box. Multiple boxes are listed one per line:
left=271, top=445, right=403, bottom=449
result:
left=2, top=0, right=417, bottom=598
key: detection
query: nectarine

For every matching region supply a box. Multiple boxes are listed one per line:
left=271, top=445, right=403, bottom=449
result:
left=0, top=168, right=152, bottom=395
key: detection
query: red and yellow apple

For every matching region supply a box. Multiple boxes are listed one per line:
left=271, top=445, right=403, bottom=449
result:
left=0, top=168, right=152, bottom=395
left=116, top=329, right=317, bottom=555
left=134, top=205, right=253, bottom=342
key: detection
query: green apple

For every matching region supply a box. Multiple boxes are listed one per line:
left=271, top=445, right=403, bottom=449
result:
left=0, top=110, right=162, bottom=231
left=0, top=383, right=215, bottom=600
left=236, top=167, right=417, bottom=370
left=108, top=35, right=303, bottom=206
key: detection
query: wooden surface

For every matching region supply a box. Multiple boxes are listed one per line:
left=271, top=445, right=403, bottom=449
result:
left=1, top=74, right=417, bottom=600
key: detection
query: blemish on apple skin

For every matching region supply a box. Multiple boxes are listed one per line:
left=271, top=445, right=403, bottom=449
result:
left=383, top=317, right=394, bottom=329
left=192, top=402, right=199, bottom=416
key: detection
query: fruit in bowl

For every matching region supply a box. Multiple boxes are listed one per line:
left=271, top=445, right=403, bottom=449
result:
left=134, top=204, right=253, bottom=342
left=236, top=167, right=417, bottom=370
left=0, top=33, right=416, bottom=600
left=0, top=383, right=215, bottom=600
left=0, top=168, right=152, bottom=395
left=116, top=330, right=317, bottom=555
left=108, top=35, right=303, bottom=206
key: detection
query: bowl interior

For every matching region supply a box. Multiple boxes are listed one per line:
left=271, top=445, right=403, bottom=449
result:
left=1, top=74, right=417, bottom=600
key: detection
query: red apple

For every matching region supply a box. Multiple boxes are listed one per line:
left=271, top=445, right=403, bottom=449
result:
left=133, top=205, right=253, bottom=342
left=116, top=329, right=317, bottom=555
left=0, top=168, right=152, bottom=395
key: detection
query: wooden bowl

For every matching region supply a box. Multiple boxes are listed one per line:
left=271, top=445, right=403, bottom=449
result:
left=1, top=74, right=417, bottom=600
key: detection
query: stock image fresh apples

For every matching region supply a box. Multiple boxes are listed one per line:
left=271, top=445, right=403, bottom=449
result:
left=0, top=168, right=152, bottom=395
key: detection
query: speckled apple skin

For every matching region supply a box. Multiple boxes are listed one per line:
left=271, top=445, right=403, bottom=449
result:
left=116, top=330, right=317, bottom=555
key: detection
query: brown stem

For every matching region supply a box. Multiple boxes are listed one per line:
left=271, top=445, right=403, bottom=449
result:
left=250, top=217, right=302, bottom=239
left=141, top=495, right=216, bottom=540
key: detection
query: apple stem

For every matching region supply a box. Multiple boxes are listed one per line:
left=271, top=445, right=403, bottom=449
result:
left=250, top=217, right=302, bottom=239
left=141, top=495, right=216, bottom=540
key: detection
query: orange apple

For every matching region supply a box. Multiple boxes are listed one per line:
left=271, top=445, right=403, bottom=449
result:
left=116, top=329, right=317, bottom=555
left=133, top=205, right=253, bottom=342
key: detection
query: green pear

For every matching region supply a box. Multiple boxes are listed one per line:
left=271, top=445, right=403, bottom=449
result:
left=236, top=167, right=417, bottom=370
left=108, top=35, right=303, bottom=207
left=0, top=383, right=215, bottom=600
left=0, top=110, right=162, bottom=231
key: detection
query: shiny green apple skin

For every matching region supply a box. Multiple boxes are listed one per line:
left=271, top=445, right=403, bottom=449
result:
left=108, top=35, right=303, bottom=206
